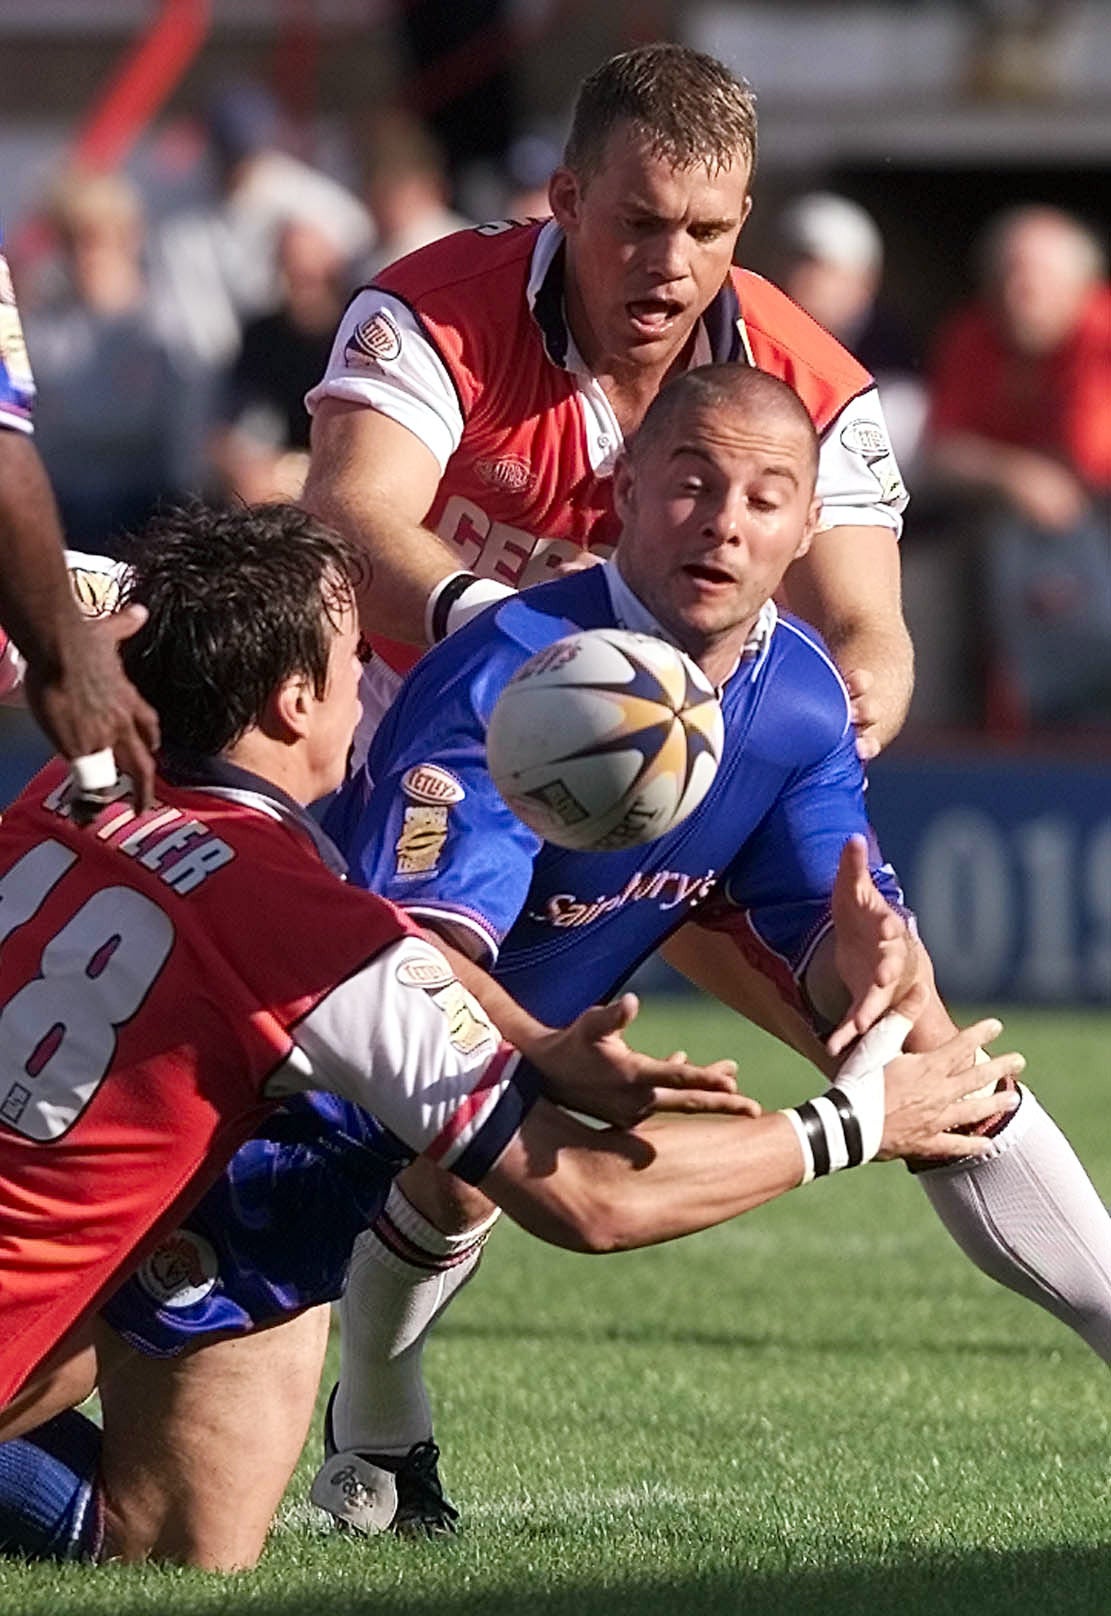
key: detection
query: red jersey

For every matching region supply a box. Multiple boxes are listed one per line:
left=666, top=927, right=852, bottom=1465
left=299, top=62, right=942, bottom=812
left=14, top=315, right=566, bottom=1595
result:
left=0, top=757, right=534, bottom=1406
left=928, top=283, right=1111, bottom=491
left=308, top=219, right=908, bottom=678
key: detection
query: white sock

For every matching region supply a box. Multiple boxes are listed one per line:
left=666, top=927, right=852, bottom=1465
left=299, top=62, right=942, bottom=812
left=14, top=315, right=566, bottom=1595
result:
left=919, top=1085, right=1111, bottom=1362
left=332, top=1184, right=501, bottom=1456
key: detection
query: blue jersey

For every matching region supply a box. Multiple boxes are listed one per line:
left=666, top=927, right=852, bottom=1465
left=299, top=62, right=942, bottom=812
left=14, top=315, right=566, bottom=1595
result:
left=0, top=229, right=35, bottom=433
left=325, top=563, right=903, bottom=1025
left=107, top=565, right=904, bottom=1356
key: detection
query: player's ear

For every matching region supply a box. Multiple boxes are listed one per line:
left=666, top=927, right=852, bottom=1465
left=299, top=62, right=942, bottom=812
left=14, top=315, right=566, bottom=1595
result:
left=612, top=452, right=636, bottom=526
left=737, top=192, right=754, bottom=234
left=548, top=166, right=581, bottom=230
left=793, top=497, right=822, bottom=562
left=270, top=673, right=313, bottom=741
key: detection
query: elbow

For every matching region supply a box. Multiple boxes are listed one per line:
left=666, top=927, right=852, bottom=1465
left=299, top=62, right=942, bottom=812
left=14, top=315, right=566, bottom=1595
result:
left=521, top=1184, right=636, bottom=1256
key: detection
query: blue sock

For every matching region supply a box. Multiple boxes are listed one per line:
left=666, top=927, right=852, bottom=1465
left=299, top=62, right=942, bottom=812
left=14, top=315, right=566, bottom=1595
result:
left=0, top=1408, right=104, bottom=1561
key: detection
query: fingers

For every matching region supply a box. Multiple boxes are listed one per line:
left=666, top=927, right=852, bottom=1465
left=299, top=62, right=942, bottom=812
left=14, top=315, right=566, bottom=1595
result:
left=834, top=832, right=871, bottom=899
left=112, top=727, right=158, bottom=812
left=650, top=1059, right=738, bottom=1093
left=928, top=1017, right=1005, bottom=1081
left=645, top=1088, right=762, bottom=1117
left=101, top=602, right=149, bottom=645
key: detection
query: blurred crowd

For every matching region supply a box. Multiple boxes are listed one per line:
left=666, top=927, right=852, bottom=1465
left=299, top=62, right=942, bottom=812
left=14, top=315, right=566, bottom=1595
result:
left=7, top=79, right=1109, bottom=738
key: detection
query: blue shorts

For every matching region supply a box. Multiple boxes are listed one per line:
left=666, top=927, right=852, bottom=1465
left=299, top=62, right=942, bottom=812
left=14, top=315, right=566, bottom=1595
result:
left=102, top=1093, right=411, bottom=1356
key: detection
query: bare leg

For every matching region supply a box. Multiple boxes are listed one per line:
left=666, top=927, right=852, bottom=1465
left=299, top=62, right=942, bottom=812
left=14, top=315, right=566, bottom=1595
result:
left=98, top=1305, right=330, bottom=1570
left=0, top=1322, right=98, bottom=1444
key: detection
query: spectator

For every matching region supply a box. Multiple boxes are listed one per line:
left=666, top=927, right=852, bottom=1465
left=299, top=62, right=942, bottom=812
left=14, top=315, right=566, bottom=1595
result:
left=361, top=116, right=470, bottom=279
left=776, top=191, right=927, bottom=470
left=22, top=171, right=200, bottom=559
left=209, top=219, right=354, bottom=504
left=926, top=205, right=1111, bottom=729
left=150, top=81, right=372, bottom=373
left=501, top=131, right=559, bottom=220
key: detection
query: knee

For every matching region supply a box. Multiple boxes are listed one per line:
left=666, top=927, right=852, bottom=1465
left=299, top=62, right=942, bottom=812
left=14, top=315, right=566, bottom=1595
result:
left=397, top=1158, right=497, bottom=1234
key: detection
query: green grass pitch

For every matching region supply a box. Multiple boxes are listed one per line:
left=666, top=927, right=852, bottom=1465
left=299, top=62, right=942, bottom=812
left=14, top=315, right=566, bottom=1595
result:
left=4, top=1000, right=1110, bottom=1616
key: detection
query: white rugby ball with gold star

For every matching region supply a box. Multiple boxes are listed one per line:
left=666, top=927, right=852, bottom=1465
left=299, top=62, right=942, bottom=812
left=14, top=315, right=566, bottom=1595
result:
left=486, top=628, right=724, bottom=852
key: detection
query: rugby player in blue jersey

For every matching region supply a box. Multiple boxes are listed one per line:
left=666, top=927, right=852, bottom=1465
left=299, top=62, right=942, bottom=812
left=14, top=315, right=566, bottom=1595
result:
left=5, top=367, right=1105, bottom=1569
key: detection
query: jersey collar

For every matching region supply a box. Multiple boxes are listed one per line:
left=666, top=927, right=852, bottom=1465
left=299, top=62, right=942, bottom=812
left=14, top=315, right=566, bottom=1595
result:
left=526, top=219, right=747, bottom=372
left=602, top=558, right=777, bottom=687
left=158, top=747, right=349, bottom=879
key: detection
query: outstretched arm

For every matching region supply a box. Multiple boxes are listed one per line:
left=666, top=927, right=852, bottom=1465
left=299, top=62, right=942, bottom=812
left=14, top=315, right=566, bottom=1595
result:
left=485, top=1007, right=1022, bottom=1253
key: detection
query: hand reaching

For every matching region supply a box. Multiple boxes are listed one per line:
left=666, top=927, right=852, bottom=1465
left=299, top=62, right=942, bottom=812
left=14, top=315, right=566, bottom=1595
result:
left=25, top=606, right=160, bottom=810
left=827, top=834, right=912, bottom=1059
left=531, top=991, right=760, bottom=1128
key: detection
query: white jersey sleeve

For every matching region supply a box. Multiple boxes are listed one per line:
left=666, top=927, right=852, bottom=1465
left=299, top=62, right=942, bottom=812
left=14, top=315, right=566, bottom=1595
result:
left=305, top=289, right=466, bottom=473
left=815, top=387, right=908, bottom=537
left=270, top=933, right=537, bottom=1184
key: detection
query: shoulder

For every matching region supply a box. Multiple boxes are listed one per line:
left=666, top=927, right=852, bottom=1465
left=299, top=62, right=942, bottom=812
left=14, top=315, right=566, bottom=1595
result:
left=750, top=614, right=853, bottom=761
left=392, top=570, right=612, bottom=728
left=730, top=267, right=873, bottom=430
left=373, top=221, right=539, bottom=316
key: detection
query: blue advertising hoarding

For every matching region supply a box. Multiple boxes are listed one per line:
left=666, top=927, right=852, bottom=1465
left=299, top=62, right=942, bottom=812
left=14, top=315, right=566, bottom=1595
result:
left=868, top=753, right=1111, bottom=1004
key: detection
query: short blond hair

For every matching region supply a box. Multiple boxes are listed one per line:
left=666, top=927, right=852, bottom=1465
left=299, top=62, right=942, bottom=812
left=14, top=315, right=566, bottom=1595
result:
left=564, top=44, right=757, bottom=184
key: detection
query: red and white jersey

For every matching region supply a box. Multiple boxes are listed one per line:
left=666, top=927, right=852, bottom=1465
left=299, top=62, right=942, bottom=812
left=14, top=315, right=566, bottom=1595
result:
left=0, top=756, right=534, bottom=1407
left=308, top=218, right=908, bottom=680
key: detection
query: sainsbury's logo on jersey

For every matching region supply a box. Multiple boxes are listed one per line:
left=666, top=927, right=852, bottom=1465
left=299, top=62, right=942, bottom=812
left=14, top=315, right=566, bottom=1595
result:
left=529, top=867, right=718, bottom=929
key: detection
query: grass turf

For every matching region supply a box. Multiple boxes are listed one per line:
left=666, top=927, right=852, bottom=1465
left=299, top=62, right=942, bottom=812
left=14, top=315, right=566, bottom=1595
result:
left=3, top=1000, right=1110, bottom=1616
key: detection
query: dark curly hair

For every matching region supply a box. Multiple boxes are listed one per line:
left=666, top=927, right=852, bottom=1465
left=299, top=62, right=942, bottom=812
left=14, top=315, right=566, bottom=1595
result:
left=120, top=501, right=365, bottom=756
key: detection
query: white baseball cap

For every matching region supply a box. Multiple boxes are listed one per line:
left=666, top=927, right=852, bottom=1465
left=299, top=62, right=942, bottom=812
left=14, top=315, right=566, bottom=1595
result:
left=778, top=192, right=883, bottom=273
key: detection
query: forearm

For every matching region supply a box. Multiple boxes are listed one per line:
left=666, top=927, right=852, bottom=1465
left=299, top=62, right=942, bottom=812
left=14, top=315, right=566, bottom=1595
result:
left=826, top=617, right=913, bottom=751
left=783, top=524, right=914, bottom=751
left=300, top=403, right=461, bottom=646
left=485, top=1099, right=805, bottom=1254
left=0, top=433, right=83, bottom=674
left=929, top=432, right=1023, bottom=499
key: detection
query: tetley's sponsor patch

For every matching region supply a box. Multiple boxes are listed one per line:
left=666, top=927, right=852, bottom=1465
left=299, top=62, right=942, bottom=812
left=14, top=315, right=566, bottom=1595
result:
left=345, top=309, right=403, bottom=367
left=401, top=764, right=465, bottom=805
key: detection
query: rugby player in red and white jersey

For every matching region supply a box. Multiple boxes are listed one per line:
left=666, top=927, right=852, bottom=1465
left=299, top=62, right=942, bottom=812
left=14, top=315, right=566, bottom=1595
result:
left=303, top=44, right=910, bottom=767
left=0, top=227, right=158, bottom=803
left=0, top=498, right=1019, bottom=1569
left=298, top=42, right=914, bottom=1520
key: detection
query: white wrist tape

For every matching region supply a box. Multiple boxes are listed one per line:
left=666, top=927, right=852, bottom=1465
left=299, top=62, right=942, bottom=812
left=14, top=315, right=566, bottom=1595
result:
left=425, top=571, right=515, bottom=643
left=70, top=749, right=117, bottom=792
left=781, top=1009, right=914, bottom=1184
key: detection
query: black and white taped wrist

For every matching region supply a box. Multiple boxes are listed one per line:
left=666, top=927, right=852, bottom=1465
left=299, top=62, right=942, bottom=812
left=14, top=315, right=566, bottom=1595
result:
left=781, top=1088, right=871, bottom=1185
left=426, top=571, right=515, bottom=643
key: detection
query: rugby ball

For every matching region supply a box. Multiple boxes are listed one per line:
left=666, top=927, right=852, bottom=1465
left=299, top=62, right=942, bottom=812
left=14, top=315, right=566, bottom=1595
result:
left=486, top=628, right=724, bottom=852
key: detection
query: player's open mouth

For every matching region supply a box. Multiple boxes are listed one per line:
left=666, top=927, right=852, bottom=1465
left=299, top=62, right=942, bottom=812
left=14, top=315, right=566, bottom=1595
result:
left=682, top=562, right=735, bottom=588
left=626, top=298, right=682, bottom=335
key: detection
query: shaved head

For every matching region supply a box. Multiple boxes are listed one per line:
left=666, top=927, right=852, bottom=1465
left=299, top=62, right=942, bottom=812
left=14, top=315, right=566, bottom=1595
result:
left=629, top=366, right=819, bottom=487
